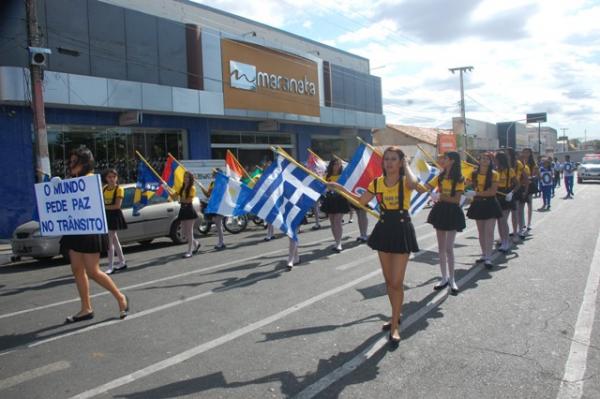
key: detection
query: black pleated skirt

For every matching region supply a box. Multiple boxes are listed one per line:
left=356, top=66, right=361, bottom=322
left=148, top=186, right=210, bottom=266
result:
left=178, top=203, right=198, bottom=220
left=368, top=210, right=419, bottom=254
left=466, top=196, right=503, bottom=220
left=496, top=189, right=516, bottom=211
left=427, top=201, right=466, bottom=231
left=320, top=192, right=350, bottom=214
left=528, top=179, right=539, bottom=194
left=106, top=209, right=128, bottom=230
left=60, top=234, right=108, bottom=254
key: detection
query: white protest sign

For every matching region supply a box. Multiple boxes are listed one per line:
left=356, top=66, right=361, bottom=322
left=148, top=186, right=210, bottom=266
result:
left=34, top=175, right=108, bottom=236
left=181, top=159, right=225, bottom=200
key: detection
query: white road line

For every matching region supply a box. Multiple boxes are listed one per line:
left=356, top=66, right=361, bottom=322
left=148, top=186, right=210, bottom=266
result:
left=557, top=224, right=600, bottom=398
left=68, top=269, right=383, bottom=399
left=0, top=228, right=363, bottom=320
left=0, top=361, right=70, bottom=391
left=293, top=196, right=576, bottom=398
left=4, top=226, right=437, bottom=353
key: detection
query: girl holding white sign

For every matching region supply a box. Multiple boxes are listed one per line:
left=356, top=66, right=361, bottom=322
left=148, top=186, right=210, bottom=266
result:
left=102, top=168, right=127, bottom=274
left=61, top=147, right=129, bottom=323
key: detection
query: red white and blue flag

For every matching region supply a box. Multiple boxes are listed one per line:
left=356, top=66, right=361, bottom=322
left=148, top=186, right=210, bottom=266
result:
left=337, top=143, right=382, bottom=209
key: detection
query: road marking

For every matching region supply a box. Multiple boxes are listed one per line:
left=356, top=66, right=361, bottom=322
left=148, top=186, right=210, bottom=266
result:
left=0, top=361, right=70, bottom=391
left=68, top=269, right=383, bottom=399
left=1, top=226, right=437, bottom=354
left=557, top=224, right=600, bottom=398
left=293, top=197, right=575, bottom=398
left=0, top=223, right=430, bottom=320
left=0, top=228, right=363, bottom=320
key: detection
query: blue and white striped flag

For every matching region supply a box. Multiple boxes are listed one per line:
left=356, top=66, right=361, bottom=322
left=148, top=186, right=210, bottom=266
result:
left=409, top=149, right=439, bottom=217
left=244, top=154, right=326, bottom=241
left=205, top=171, right=252, bottom=217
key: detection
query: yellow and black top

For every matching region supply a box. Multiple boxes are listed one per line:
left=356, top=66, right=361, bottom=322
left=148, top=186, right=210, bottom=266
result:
left=367, top=176, right=412, bottom=210
left=103, top=185, right=124, bottom=206
left=474, top=171, right=499, bottom=192
left=326, top=174, right=340, bottom=183
left=497, top=169, right=515, bottom=189
left=427, top=175, right=465, bottom=196
left=179, top=185, right=197, bottom=201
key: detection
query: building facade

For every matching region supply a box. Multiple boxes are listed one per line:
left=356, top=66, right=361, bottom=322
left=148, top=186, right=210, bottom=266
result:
left=0, top=0, right=384, bottom=238
left=372, top=124, right=441, bottom=158
left=453, top=117, right=499, bottom=151
left=526, top=126, right=558, bottom=154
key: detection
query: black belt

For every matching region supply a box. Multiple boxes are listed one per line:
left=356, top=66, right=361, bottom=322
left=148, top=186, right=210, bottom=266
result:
left=380, top=209, right=411, bottom=223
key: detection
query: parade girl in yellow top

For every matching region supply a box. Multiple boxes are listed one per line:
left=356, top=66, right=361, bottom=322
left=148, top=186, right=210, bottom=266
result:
left=329, top=147, right=419, bottom=348
left=166, top=171, right=200, bottom=258
left=424, top=151, right=466, bottom=294
left=102, top=168, right=127, bottom=274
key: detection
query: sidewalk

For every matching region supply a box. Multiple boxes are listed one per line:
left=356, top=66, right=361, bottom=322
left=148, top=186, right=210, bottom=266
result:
left=0, top=240, right=13, bottom=265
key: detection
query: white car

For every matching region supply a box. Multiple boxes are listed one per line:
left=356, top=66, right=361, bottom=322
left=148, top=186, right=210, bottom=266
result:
left=11, top=183, right=201, bottom=262
left=577, top=155, right=600, bottom=184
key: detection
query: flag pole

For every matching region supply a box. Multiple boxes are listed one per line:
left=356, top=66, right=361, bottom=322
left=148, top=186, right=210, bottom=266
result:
left=356, top=136, right=383, bottom=156
left=274, top=147, right=379, bottom=218
left=135, top=151, right=175, bottom=196
left=416, top=144, right=442, bottom=169
left=167, top=152, right=208, bottom=192
left=307, top=148, right=325, bottom=162
left=464, top=149, right=480, bottom=165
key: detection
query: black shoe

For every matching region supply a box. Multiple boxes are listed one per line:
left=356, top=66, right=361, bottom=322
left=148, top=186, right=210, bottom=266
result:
left=450, top=287, right=459, bottom=295
left=214, top=244, right=226, bottom=250
left=389, top=333, right=400, bottom=348
left=484, top=261, right=494, bottom=269
left=193, top=241, right=201, bottom=254
left=381, top=317, right=402, bottom=330
left=263, top=236, right=273, bottom=242
left=311, top=225, right=321, bottom=231
left=114, top=262, right=128, bottom=271
left=65, top=312, right=94, bottom=324
left=119, top=295, right=130, bottom=320
left=476, top=258, right=485, bottom=263
left=433, top=280, right=449, bottom=290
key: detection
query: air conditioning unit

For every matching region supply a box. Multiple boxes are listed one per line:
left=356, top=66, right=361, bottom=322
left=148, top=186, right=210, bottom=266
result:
left=28, top=47, right=52, bottom=67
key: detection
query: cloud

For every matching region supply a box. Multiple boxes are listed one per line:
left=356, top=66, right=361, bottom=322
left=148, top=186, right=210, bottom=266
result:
left=375, top=0, right=537, bottom=43
left=302, top=20, right=313, bottom=29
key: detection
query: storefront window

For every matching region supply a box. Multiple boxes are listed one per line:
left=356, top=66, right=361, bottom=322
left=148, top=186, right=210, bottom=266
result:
left=47, top=125, right=186, bottom=182
left=310, top=136, right=353, bottom=161
left=210, top=131, right=294, bottom=170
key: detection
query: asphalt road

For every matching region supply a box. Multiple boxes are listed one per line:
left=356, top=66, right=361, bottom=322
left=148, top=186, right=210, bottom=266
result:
left=1, top=182, right=599, bottom=399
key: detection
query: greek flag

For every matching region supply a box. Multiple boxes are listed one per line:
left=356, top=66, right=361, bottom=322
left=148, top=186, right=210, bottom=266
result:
left=243, top=154, right=326, bottom=241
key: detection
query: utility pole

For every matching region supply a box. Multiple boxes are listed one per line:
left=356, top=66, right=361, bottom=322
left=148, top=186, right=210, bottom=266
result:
left=449, top=66, right=474, bottom=159
left=26, top=0, right=51, bottom=182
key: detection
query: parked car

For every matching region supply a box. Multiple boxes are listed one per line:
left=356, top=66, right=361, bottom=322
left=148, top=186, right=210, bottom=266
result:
left=11, top=183, right=201, bottom=262
left=577, top=154, right=600, bottom=184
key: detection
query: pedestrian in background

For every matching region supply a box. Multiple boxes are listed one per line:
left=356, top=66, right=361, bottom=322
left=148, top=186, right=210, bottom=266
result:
left=563, top=155, right=575, bottom=199
left=102, top=168, right=127, bottom=274
left=321, top=159, right=350, bottom=253
left=61, top=147, right=129, bottom=323
left=466, top=152, right=502, bottom=268
left=539, top=158, right=554, bottom=211
left=425, top=151, right=465, bottom=294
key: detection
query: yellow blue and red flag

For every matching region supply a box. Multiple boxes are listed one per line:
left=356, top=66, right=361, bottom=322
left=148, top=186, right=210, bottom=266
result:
left=157, top=154, right=185, bottom=196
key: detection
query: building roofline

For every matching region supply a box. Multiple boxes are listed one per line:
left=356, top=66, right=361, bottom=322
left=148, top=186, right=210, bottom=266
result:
left=175, top=0, right=369, bottom=64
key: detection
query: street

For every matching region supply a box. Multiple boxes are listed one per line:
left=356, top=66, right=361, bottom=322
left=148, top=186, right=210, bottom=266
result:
left=1, top=182, right=599, bottom=399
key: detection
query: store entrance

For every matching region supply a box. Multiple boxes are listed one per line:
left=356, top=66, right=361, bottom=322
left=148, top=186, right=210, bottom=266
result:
left=210, top=131, right=295, bottom=171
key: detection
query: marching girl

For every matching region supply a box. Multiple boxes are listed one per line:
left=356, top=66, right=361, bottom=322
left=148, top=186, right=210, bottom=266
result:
left=466, top=152, right=502, bottom=268
left=425, top=151, right=466, bottom=294
left=321, top=158, right=350, bottom=252
left=521, top=148, right=538, bottom=232
left=354, top=207, right=369, bottom=243
left=61, top=147, right=129, bottom=323
left=506, top=148, right=524, bottom=241
left=102, top=168, right=127, bottom=274
left=329, top=147, right=419, bottom=347
left=167, top=171, right=201, bottom=258
left=494, top=152, right=517, bottom=253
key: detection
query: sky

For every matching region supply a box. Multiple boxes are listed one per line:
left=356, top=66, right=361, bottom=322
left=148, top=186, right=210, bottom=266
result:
left=194, top=0, right=600, bottom=141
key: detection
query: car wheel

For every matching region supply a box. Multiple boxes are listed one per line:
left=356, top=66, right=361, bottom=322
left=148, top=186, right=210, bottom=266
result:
left=138, top=239, right=154, bottom=246
left=169, top=220, right=187, bottom=244
left=34, top=256, right=54, bottom=261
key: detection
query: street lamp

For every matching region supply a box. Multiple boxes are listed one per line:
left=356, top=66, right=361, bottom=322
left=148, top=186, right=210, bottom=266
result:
left=449, top=66, right=474, bottom=159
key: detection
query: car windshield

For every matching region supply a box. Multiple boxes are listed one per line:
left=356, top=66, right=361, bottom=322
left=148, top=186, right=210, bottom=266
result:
left=583, top=158, right=600, bottom=165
